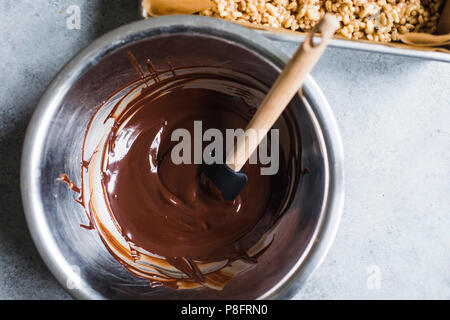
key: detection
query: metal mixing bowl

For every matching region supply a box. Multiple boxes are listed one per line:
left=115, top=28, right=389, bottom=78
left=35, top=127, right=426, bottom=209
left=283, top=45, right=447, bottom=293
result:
left=20, top=15, right=344, bottom=299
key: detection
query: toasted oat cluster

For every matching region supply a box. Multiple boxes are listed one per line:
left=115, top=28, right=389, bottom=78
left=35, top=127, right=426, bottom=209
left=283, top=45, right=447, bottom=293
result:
left=201, top=0, right=444, bottom=42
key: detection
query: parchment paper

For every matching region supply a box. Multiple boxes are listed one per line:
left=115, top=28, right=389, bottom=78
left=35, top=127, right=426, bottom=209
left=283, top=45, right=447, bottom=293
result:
left=142, top=0, right=450, bottom=54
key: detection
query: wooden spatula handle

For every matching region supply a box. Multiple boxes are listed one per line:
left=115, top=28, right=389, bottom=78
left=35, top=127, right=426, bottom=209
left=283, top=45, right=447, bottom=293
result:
left=226, top=14, right=339, bottom=172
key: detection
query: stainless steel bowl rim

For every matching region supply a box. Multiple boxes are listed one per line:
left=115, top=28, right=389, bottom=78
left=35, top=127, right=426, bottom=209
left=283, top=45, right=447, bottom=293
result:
left=20, top=15, right=345, bottom=300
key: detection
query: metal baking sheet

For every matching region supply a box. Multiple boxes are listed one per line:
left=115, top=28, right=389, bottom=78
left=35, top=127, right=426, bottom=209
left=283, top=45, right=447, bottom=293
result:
left=138, top=1, right=450, bottom=63
left=258, top=30, right=450, bottom=63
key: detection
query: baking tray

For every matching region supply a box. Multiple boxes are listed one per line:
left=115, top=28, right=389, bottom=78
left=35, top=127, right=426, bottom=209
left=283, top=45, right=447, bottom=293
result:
left=139, top=1, right=450, bottom=63
left=255, top=30, right=450, bottom=63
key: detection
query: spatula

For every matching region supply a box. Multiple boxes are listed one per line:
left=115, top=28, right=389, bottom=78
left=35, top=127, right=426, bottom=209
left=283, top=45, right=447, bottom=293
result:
left=203, top=14, right=339, bottom=201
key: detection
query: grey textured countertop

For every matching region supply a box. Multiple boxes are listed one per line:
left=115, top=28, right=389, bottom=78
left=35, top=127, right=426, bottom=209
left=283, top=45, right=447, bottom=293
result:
left=0, top=1, right=449, bottom=300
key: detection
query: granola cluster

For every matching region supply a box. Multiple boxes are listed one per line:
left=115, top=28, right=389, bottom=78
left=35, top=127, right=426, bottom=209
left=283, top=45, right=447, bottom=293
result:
left=201, top=0, right=444, bottom=42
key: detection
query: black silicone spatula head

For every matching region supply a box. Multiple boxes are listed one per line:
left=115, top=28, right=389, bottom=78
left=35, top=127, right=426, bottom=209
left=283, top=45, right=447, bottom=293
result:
left=202, top=163, right=248, bottom=201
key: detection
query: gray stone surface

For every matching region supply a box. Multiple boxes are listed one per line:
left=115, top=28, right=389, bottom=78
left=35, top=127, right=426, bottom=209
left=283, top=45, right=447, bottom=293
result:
left=0, top=0, right=448, bottom=299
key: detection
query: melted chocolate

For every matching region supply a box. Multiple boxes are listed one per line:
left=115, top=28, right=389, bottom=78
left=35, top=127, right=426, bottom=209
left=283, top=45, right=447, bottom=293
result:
left=103, top=86, right=284, bottom=262
left=60, top=53, right=291, bottom=289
